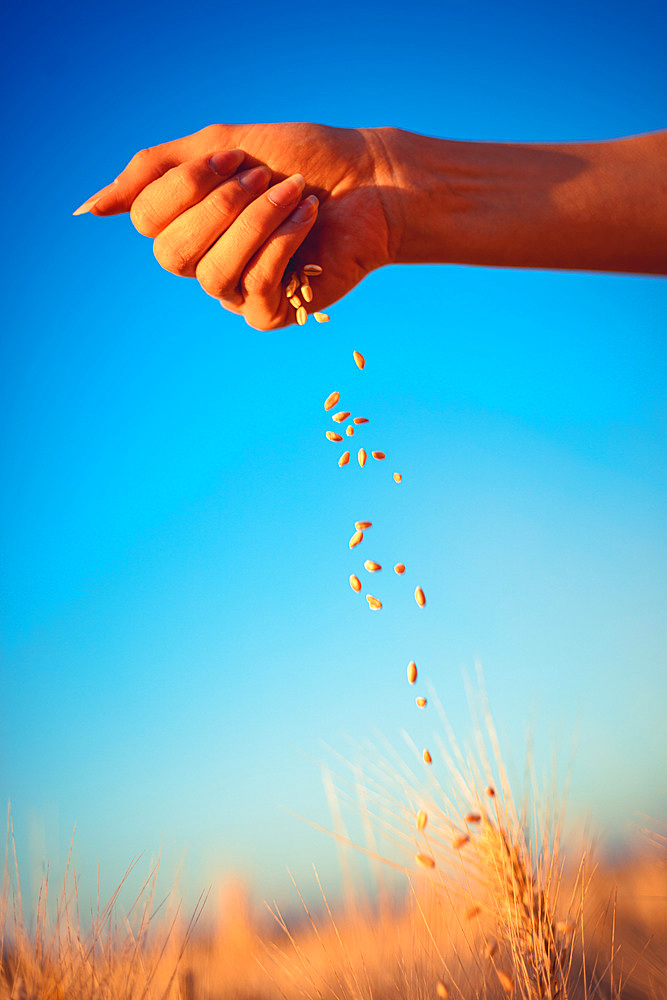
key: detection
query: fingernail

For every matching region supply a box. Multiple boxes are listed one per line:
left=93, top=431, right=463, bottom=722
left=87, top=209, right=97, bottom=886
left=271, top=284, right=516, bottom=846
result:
left=291, top=195, right=319, bottom=223
left=237, top=165, right=271, bottom=195
left=72, top=194, right=101, bottom=216
left=268, top=173, right=305, bottom=208
left=208, top=149, right=245, bottom=176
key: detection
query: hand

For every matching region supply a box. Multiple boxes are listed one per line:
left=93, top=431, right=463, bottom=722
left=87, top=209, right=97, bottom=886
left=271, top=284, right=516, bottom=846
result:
left=76, top=123, right=398, bottom=330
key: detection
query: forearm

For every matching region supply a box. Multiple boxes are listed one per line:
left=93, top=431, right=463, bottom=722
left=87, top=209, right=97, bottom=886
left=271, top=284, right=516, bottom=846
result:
left=369, top=128, right=667, bottom=275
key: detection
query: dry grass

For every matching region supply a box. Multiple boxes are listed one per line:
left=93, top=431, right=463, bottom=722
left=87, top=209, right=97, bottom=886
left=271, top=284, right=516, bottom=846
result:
left=2, top=699, right=665, bottom=1000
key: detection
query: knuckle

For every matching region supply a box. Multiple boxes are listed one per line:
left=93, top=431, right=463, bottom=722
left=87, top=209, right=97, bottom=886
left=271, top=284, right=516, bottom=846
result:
left=245, top=313, right=285, bottom=332
left=203, top=184, right=239, bottom=222
left=235, top=214, right=264, bottom=243
left=242, top=264, right=273, bottom=297
left=196, top=257, right=234, bottom=298
left=129, top=147, right=153, bottom=169
left=152, top=233, right=190, bottom=275
left=130, top=195, right=161, bottom=237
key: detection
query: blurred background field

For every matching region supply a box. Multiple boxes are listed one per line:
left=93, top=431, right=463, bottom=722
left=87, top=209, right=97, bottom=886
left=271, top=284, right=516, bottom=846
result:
left=0, top=0, right=665, bottom=992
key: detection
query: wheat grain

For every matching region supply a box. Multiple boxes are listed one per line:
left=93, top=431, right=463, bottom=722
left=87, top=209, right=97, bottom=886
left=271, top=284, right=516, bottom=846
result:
left=314, top=312, right=329, bottom=323
left=349, top=530, right=363, bottom=549
left=332, top=411, right=351, bottom=423
left=415, top=853, right=435, bottom=869
left=339, top=451, right=350, bottom=466
left=364, top=560, right=382, bottom=572
left=349, top=575, right=361, bottom=592
left=417, top=810, right=428, bottom=831
left=372, top=451, right=385, bottom=460
left=358, top=449, right=367, bottom=467
left=324, top=391, right=340, bottom=411
left=485, top=939, right=499, bottom=959
left=407, top=661, right=417, bottom=684
left=326, top=431, right=343, bottom=442
left=394, top=563, right=406, bottom=574
left=416, top=697, right=427, bottom=708
left=496, top=970, right=515, bottom=994
left=423, top=749, right=432, bottom=764
left=353, top=351, right=365, bottom=370
left=366, top=595, right=382, bottom=610
left=415, top=586, right=426, bottom=607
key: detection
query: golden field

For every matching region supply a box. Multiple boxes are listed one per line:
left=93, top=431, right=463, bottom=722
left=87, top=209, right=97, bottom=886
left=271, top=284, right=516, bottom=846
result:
left=2, top=706, right=665, bottom=1000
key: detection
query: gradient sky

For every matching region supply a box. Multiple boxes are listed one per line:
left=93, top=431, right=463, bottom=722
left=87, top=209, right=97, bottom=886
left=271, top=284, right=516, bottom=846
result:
left=1, top=0, right=665, bottom=917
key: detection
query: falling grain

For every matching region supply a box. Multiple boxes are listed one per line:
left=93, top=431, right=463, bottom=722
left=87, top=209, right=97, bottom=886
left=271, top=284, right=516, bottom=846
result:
left=484, top=939, right=498, bottom=959
left=332, top=411, right=351, bottom=423
left=393, top=473, right=402, bottom=483
left=353, top=351, right=365, bottom=370
left=346, top=425, right=354, bottom=436
left=353, top=417, right=369, bottom=424
left=339, top=451, right=350, bottom=466
left=349, top=575, right=362, bottom=593
left=416, top=810, right=427, bottom=831
left=415, top=586, right=426, bottom=608
left=364, top=560, right=382, bottom=572
left=423, top=749, right=432, bottom=764
left=366, top=595, right=382, bottom=610
left=436, top=983, right=450, bottom=1000
left=496, top=971, right=515, bottom=994
left=485, top=786, right=496, bottom=798
left=324, top=392, right=340, bottom=411
left=415, top=853, right=435, bottom=869
left=465, top=813, right=481, bottom=824
left=326, top=431, right=343, bottom=442
left=371, top=451, right=385, bottom=460
left=453, top=835, right=470, bottom=850
left=416, top=697, right=427, bottom=708
left=466, top=905, right=482, bottom=920
left=314, top=312, right=330, bottom=323
left=349, top=530, right=363, bottom=549
left=407, top=661, right=417, bottom=684
left=355, top=521, right=372, bottom=530
left=358, top=449, right=367, bottom=467
left=394, top=563, right=406, bottom=574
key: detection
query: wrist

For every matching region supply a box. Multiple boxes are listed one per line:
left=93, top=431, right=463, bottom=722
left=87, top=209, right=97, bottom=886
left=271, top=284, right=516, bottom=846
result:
left=364, top=127, right=477, bottom=265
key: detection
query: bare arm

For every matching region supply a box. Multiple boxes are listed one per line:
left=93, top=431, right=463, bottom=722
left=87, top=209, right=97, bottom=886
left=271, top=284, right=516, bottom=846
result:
left=371, top=128, right=667, bottom=275
left=75, top=123, right=667, bottom=329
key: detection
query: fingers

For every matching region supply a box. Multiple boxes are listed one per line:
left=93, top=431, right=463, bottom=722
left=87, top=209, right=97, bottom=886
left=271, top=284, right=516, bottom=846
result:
left=129, top=150, right=246, bottom=237
left=241, top=196, right=320, bottom=330
left=195, top=173, right=307, bottom=301
left=150, top=163, right=272, bottom=276
left=75, top=123, right=243, bottom=216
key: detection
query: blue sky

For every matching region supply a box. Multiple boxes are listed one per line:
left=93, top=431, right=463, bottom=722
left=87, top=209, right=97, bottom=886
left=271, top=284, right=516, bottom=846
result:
left=1, top=0, right=665, bottom=914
